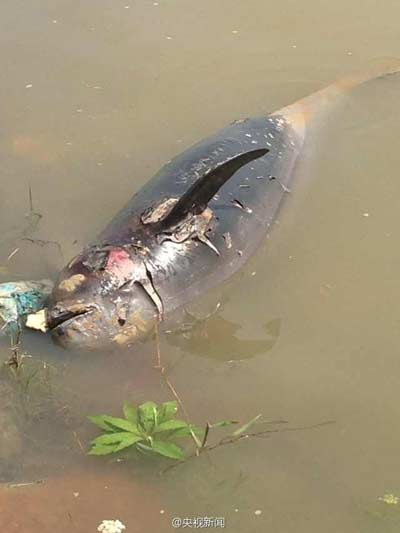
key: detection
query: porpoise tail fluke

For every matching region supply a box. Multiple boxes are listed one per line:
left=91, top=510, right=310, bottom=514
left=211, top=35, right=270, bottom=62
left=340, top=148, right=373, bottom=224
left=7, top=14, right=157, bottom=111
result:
left=272, top=60, right=400, bottom=137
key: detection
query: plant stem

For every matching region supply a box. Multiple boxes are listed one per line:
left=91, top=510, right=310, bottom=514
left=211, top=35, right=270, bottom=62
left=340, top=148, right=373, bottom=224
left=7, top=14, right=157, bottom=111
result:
left=153, top=323, right=199, bottom=448
left=160, top=419, right=335, bottom=475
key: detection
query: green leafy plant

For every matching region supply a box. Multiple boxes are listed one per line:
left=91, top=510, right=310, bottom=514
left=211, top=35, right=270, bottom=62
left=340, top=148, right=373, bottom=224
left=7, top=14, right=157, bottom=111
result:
left=88, top=400, right=203, bottom=460
left=88, top=399, right=265, bottom=462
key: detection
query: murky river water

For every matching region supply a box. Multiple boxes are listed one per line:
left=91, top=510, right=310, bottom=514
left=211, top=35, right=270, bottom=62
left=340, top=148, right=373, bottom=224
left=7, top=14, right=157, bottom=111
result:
left=1, top=1, right=400, bottom=532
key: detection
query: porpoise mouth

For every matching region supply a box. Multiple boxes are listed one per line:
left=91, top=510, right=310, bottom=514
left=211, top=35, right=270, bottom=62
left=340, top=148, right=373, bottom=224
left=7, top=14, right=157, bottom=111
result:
left=47, top=304, right=98, bottom=330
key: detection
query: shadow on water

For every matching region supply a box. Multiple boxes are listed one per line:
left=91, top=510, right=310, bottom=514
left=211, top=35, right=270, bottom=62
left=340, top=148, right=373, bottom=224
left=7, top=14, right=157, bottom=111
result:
left=165, top=312, right=281, bottom=361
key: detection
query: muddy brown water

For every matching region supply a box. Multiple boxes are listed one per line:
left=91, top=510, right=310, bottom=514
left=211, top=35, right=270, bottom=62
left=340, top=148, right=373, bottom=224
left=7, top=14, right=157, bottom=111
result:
left=1, top=1, right=400, bottom=532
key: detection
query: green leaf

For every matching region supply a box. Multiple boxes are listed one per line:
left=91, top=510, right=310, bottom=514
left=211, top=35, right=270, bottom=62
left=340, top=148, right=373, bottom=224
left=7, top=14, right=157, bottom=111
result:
left=113, top=434, right=143, bottom=452
left=89, top=443, right=118, bottom=455
left=89, top=431, right=143, bottom=455
left=154, top=419, right=189, bottom=433
left=209, top=420, right=238, bottom=429
left=103, top=415, right=140, bottom=433
left=157, top=400, right=178, bottom=423
left=87, top=415, right=115, bottom=432
left=91, top=432, right=141, bottom=446
left=151, top=440, right=185, bottom=460
left=138, top=402, right=158, bottom=433
left=88, top=414, right=139, bottom=434
left=123, top=402, right=138, bottom=423
left=232, top=414, right=262, bottom=437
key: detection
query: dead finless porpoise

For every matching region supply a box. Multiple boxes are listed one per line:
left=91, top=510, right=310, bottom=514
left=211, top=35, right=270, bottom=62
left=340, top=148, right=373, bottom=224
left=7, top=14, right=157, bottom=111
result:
left=46, top=63, right=400, bottom=348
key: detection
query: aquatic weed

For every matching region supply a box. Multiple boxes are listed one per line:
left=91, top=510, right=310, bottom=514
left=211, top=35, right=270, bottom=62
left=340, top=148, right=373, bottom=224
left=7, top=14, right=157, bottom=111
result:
left=87, top=399, right=273, bottom=463
left=89, top=400, right=207, bottom=460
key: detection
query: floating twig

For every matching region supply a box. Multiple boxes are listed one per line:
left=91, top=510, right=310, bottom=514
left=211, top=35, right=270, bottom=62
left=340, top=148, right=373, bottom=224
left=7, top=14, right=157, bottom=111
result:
left=73, top=430, right=85, bottom=454
left=7, top=479, right=43, bottom=489
left=21, top=237, right=64, bottom=261
left=7, top=248, right=20, bottom=261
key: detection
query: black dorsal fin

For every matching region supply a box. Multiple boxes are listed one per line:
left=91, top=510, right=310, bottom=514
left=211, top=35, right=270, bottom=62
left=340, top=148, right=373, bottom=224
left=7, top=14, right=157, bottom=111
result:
left=156, top=148, right=268, bottom=230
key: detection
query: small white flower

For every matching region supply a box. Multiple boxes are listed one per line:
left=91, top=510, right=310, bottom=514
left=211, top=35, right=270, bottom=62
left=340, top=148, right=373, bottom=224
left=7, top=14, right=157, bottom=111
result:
left=97, top=519, right=126, bottom=533
left=378, top=494, right=399, bottom=505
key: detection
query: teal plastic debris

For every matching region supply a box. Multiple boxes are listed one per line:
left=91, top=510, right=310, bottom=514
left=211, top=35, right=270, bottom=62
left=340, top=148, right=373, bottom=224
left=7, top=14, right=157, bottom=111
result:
left=0, top=280, right=53, bottom=340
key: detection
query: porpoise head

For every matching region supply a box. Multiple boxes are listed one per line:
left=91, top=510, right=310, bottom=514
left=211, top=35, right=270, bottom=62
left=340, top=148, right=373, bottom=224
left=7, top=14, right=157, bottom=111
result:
left=47, top=245, right=159, bottom=349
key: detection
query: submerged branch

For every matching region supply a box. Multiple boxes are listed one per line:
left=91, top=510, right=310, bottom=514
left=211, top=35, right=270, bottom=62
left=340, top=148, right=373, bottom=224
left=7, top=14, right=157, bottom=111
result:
left=161, top=419, right=335, bottom=475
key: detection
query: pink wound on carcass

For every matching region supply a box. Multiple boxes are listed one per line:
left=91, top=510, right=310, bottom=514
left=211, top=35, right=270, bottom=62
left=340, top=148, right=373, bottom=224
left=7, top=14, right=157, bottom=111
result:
left=106, top=248, right=135, bottom=284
